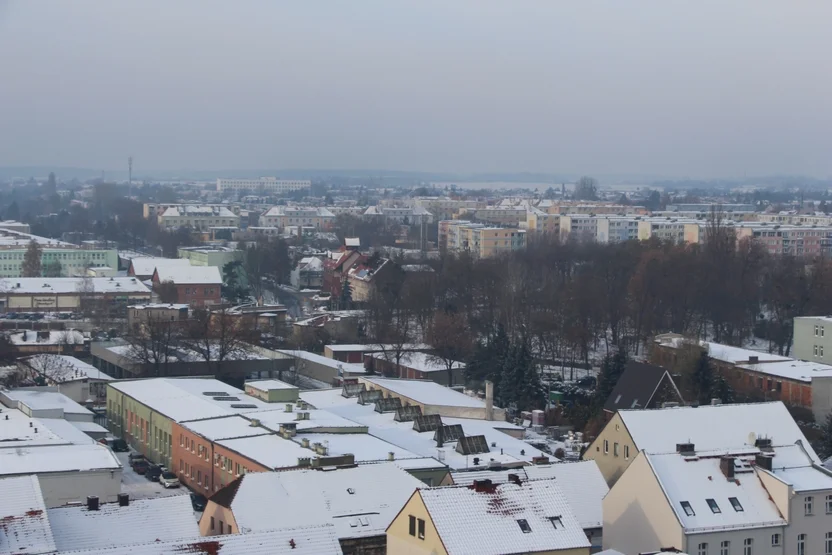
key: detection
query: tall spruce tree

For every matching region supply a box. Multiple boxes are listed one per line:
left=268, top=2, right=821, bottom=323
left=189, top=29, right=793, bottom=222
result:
left=21, top=240, right=42, bottom=277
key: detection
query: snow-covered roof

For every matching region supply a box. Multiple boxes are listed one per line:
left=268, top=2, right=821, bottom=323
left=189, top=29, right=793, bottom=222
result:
left=645, top=451, right=787, bottom=532
left=0, top=277, right=149, bottom=295
left=325, top=343, right=429, bottom=353
left=2, top=389, right=94, bottom=416
left=109, top=378, right=277, bottom=423
left=277, top=350, right=365, bottom=373
left=246, top=379, right=298, bottom=391
left=217, top=434, right=317, bottom=469
left=47, top=495, right=199, bottom=552
left=220, top=463, right=422, bottom=540
left=0, top=408, right=74, bottom=448
left=153, top=264, right=222, bottom=285
left=52, top=526, right=343, bottom=555
left=619, top=401, right=819, bottom=460
left=298, top=388, right=540, bottom=471
left=417, top=479, right=590, bottom=554
left=704, top=342, right=791, bottom=364
left=19, top=355, right=112, bottom=382
left=523, top=461, right=609, bottom=529
left=0, top=443, right=121, bottom=477
left=0, top=475, right=56, bottom=554
left=69, top=421, right=109, bottom=435
left=182, top=415, right=271, bottom=441
left=9, top=330, right=86, bottom=346
left=766, top=444, right=832, bottom=492
left=362, top=377, right=482, bottom=408
left=128, top=257, right=190, bottom=277
left=735, top=359, right=832, bottom=383
left=293, top=433, right=420, bottom=463
left=368, top=352, right=464, bottom=373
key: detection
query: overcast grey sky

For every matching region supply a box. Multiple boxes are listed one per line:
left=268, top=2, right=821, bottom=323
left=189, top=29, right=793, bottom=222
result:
left=1, top=1, right=831, bottom=178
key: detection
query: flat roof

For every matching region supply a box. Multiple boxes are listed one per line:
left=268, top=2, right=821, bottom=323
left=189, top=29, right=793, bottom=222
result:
left=736, top=359, right=832, bottom=383
left=0, top=443, right=121, bottom=476
left=0, top=277, right=149, bottom=294
left=19, top=354, right=113, bottom=382
left=3, top=388, right=94, bottom=415
left=246, top=379, right=298, bottom=391
left=362, top=377, right=483, bottom=408
left=217, top=434, right=317, bottom=470
left=277, top=349, right=365, bottom=372
left=182, top=415, right=271, bottom=441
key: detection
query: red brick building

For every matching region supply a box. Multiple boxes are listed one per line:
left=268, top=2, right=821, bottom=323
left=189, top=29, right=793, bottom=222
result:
left=171, top=419, right=270, bottom=495
left=152, top=266, right=222, bottom=307
left=322, top=241, right=364, bottom=298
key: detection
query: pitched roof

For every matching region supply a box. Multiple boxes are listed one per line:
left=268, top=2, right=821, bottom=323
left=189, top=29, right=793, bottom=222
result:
left=217, top=463, right=423, bottom=540
left=603, top=361, right=681, bottom=413
left=0, top=475, right=56, bottom=555
left=618, top=401, right=819, bottom=460
left=19, top=355, right=113, bottom=382
left=47, top=495, right=199, bottom=551
left=645, top=451, right=787, bottom=532
left=51, top=525, right=343, bottom=555
left=417, top=480, right=590, bottom=554
left=153, top=264, right=222, bottom=285
left=128, top=257, right=190, bottom=277
left=523, top=461, right=609, bottom=530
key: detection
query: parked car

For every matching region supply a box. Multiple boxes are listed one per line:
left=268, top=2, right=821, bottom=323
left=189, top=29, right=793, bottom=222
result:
left=145, top=464, right=163, bottom=481
left=30, top=313, right=44, bottom=320
left=5, top=312, right=17, bottom=319
left=128, top=451, right=145, bottom=463
left=111, top=439, right=129, bottom=452
left=159, top=471, right=180, bottom=488
left=132, top=459, right=149, bottom=475
left=58, top=313, right=71, bottom=320
left=190, top=493, right=207, bottom=512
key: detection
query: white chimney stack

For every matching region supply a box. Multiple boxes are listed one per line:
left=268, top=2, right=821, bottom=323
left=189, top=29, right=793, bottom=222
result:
left=485, top=380, right=494, bottom=421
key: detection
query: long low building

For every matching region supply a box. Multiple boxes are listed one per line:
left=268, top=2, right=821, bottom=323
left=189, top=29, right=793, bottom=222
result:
left=0, top=276, right=151, bottom=312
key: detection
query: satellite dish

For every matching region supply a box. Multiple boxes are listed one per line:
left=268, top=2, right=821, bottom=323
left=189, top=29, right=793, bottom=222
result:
left=747, top=432, right=757, bottom=445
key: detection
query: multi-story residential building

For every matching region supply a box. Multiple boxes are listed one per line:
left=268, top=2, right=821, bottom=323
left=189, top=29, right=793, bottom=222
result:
left=387, top=478, right=591, bottom=555
left=0, top=229, right=117, bottom=277
left=260, top=206, right=335, bottom=230
left=596, top=216, right=641, bottom=243
left=523, top=208, right=560, bottom=236
left=793, top=316, right=832, bottom=363
left=143, top=203, right=241, bottom=219
left=757, top=212, right=832, bottom=226
left=604, top=440, right=832, bottom=555
left=158, top=205, right=240, bottom=230
left=735, top=223, right=832, bottom=257
left=637, top=218, right=691, bottom=244
left=290, top=256, right=324, bottom=289
left=363, top=205, right=433, bottom=225
left=0, top=220, right=31, bottom=233
left=442, top=221, right=526, bottom=258
left=412, top=197, right=486, bottom=221
left=177, top=246, right=243, bottom=268
left=216, top=177, right=311, bottom=193
left=583, top=401, right=818, bottom=486
left=666, top=202, right=756, bottom=212
left=547, top=202, right=648, bottom=216
left=465, top=206, right=527, bottom=226
left=559, top=214, right=599, bottom=242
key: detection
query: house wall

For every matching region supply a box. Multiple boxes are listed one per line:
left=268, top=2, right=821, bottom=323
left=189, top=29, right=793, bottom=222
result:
left=582, top=412, right=637, bottom=485
left=38, top=468, right=122, bottom=508
left=684, top=527, right=785, bottom=555
left=794, top=316, right=832, bottom=362
left=106, top=384, right=173, bottom=467
left=55, top=378, right=110, bottom=405
left=386, top=492, right=449, bottom=555
left=199, top=501, right=240, bottom=536
left=602, top=452, right=683, bottom=554
left=783, top=488, right=832, bottom=555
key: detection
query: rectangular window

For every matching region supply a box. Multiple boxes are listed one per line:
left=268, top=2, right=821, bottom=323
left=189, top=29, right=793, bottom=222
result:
left=743, top=538, right=753, bottom=555
left=603, top=440, right=609, bottom=454
left=729, top=497, right=743, bottom=512
left=698, top=542, right=708, bottom=555
left=517, top=519, right=531, bottom=533
left=613, top=442, right=619, bottom=457
left=826, top=494, right=832, bottom=514
left=720, top=541, right=730, bottom=555
left=706, top=498, right=721, bottom=513
left=681, top=501, right=695, bottom=516
left=417, top=518, right=425, bottom=540
left=806, top=496, right=814, bottom=515
left=210, top=517, right=215, bottom=531
left=408, top=515, right=416, bottom=536
left=822, top=346, right=825, bottom=358
left=771, top=533, right=780, bottom=547
left=219, top=521, right=223, bottom=535
left=826, top=532, right=832, bottom=555
left=815, top=345, right=819, bottom=356
left=798, top=534, right=806, bottom=555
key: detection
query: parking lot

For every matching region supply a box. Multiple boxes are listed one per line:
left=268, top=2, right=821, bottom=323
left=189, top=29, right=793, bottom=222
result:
left=115, top=451, right=187, bottom=501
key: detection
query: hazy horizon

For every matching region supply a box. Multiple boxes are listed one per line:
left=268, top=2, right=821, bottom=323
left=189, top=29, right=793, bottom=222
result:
left=2, top=1, right=831, bottom=179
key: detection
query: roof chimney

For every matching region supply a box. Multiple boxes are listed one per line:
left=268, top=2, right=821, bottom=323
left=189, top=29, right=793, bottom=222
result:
left=285, top=403, right=293, bottom=413
left=720, top=456, right=735, bottom=480
left=436, top=425, right=444, bottom=448
left=485, top=380, right=494, bottom=421
left=388, top=451, right=395, bottom=461
left=472, top=479, right=495, bottom=493
left=508, top=473, right=522, bottom=486
left=118, top=493, right=129, bottom=507
left=755, top=453, right=773, bottom=472
left=86, top=496, right=99, bottom=511
left=749, top=355, right=759, bottom=364
left=676, top=442, right=695, bottom=456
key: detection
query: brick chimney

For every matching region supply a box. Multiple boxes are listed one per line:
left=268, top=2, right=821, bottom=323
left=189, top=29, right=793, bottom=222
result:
left=720, top=456, right=735, bottom=480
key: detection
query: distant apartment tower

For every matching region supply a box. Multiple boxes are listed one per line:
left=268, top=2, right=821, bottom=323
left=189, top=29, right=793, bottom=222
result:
left=216, top=177, right=312, bottom=194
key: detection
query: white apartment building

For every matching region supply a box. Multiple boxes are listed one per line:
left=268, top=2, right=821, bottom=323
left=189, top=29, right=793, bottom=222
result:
left=0, top=229, right=117, bottom=277
left=363, top=205, right=433, bottom=225
left=559, top=214, right=599, bottom=242
left=216, top=177, right=312, bottom=194
left=158, top=205, right=241, bottom=230
left=596, top=216, right=641, bottom=243
left=794, top=316, right=832, bottom=363
left=261, top=206, right=336, bottom=230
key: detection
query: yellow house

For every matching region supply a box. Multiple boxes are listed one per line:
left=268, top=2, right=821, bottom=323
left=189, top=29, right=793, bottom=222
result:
left=583, top=401, right=818, bottom=486
left=386, top=480, right=591, bottom=555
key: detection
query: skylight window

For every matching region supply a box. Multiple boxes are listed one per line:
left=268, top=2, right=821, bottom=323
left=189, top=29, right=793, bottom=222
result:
left=517, top=519, right=532, bottom=533
left=681, top=501, right=695, bottom=516
left=729, top=497, right=744, bottom=512
left=706, top=499, right=721, bottom=514
left=548, top=516, right=563, bottom=529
